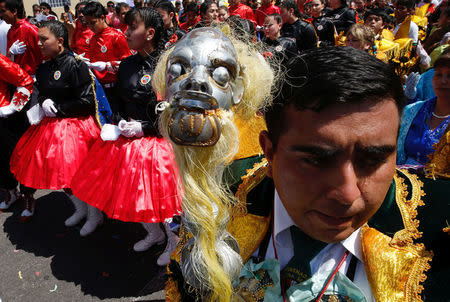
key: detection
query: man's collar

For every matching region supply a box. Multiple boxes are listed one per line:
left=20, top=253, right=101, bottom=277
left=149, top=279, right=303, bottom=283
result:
left=273, top=189, right=296, bottom=245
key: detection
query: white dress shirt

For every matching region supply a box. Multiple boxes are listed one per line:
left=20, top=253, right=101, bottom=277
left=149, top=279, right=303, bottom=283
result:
left=263, top=190, right=376, bottom=302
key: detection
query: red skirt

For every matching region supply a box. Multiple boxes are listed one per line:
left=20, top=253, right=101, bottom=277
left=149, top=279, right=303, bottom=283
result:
left=10, top=116, right=100, bottom=190
left=70, top=135, right=182, bottom=223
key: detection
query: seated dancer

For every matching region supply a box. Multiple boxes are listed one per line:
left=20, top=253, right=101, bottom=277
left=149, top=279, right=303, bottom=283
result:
left=152, top=27, right=275, bottom=301
left=71, top=8, right=182, bottom=262
left=9, top=21, right=100, bottom=222
left=164, top=46, right=449, bottom=301
left=0, top=53, right=33, bottom=211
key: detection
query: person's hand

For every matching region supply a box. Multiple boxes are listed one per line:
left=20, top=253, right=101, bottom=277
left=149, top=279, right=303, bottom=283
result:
left=416, top=41, right=431, bottom=68
left=77, top=52, right=90, bottom=63
left=0, top=105, right=14, bottom=118
left=87, top=61, right=107, bottom=71
left=404, top=72, right=420, bottom=100
left=118, top=120, right=144, bottom=138
left=42, top=99, right=58, bottom=117
left=8, top=40, right=27, bottom=55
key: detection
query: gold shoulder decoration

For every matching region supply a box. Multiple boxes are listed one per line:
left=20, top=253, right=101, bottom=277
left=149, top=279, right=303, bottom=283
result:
left=232, top=158, right=269, bottom=218
left=228, top=158, right=271, bottom=262
left=361, top=170, right=433, bottom=302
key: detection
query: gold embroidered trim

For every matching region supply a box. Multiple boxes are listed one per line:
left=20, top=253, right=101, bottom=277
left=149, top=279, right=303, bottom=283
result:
left=232, top=158, right=268, bottom=217
left=392, top=169, right=433, bottom=301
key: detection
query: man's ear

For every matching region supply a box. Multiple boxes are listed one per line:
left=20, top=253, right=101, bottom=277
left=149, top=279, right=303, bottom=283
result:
left=259, top=130, right=274, bottom=178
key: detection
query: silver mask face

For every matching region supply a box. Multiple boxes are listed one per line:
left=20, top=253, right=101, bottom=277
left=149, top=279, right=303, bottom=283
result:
left=165, top=27, right=244, bottom=146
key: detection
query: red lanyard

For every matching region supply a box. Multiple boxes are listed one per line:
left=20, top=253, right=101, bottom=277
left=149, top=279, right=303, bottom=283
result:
left=272, top=227, right=350, bottom=302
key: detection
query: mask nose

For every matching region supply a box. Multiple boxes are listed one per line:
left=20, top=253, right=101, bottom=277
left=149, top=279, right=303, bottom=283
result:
left=180, top=66, right=212, bottom=94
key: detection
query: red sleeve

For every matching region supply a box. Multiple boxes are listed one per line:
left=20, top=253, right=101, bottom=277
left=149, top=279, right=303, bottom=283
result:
left=0, top=53, right=33, bottom=89
left=115, top=33, right=132, bottom=60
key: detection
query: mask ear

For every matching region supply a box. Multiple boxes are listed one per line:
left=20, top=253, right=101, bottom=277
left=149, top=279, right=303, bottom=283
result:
left=230, top=76, right=244, bottom=105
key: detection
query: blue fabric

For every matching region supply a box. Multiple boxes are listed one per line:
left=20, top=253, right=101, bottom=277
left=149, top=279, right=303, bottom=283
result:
left=397, top=98, right=449, bottom=165
left=415, top=69, right=435, bottom=104
left=92, top=74, right=112, bottom=126
left=69, top=51, right=112, bottom=126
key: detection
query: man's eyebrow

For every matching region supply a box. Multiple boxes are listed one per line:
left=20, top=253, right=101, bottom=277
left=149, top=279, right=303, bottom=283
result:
left=357, top=145, right=397, bottom=155
left=289, top=145, right=340, bottom=157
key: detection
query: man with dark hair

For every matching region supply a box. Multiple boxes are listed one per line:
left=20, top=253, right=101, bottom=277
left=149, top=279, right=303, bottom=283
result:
left=225, top=46, right=449, bottom=301
left=0, top=0, right=41, bottom=76
left=393, top=0, right=419, bottom=42
left=82, top=1, right=131, bottom=107
left=114, top=2, right=130, bottom=34
left=279, top=0, right=317, bottom=52
left=71, top=1, right=94, bottom=55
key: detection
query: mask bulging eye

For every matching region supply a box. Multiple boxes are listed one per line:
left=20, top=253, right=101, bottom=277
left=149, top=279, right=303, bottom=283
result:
left=212, top=66, right=230, bottom=87
left=168, top=63, right=184, bottom=79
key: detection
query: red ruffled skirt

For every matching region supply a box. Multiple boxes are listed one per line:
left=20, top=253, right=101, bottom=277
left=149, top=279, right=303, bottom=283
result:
left=70, top=135, right=182, bottom=223
left=10, top=116, right=100, bottom=190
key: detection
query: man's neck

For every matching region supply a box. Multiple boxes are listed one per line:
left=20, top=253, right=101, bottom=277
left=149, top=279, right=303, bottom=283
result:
left=11, top=17, right=22, bottom=26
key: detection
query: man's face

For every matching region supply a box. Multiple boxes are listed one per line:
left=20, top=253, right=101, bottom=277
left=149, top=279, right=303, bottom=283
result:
left=365, top=14, right=384, bottom=33
left=0, top=2, right=15, bottom=24
left=84, top=15, right=106, bottom=34
left=119, top=6, right=130, bottom=23
left=41, top=6, right=50, bottom=15
left=260, top=99, right=399, bottom=243
left=77, top=4, right=86, bottom=24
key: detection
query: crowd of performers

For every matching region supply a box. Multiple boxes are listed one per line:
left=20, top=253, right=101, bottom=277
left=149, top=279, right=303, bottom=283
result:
left=0, top=0, right=448, bottom=299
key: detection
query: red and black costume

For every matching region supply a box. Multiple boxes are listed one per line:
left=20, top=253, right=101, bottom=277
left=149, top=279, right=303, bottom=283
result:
left=71, top=51, right=182, bottom=223
left=70, top=18, right=94, bottom=55
left=6, top=19, right=41, bottom=76
left=10, top=50, right=100, bottom=190
left=0, top=53, right=33, bottom=191
left=86, top=26, right=132, bottom=86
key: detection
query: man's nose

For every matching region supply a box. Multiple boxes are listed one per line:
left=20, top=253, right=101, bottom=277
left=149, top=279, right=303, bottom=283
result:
left=326, top=162, right=361, bottom=205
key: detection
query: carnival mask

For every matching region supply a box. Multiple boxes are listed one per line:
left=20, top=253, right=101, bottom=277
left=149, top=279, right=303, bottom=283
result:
left=165, top=28, right=245, bottom=146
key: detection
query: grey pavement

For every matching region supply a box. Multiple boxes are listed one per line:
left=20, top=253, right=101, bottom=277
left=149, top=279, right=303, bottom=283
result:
left=0, top=190, right=166, bottom=302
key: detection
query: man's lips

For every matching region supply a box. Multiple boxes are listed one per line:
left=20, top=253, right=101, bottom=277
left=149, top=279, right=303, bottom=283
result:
left=312, top=211, right=354, bottom=227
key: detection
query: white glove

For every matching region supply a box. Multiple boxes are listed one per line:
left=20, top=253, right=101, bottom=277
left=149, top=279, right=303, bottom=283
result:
left=9, top=40, right=27, bottom=55
left=118, top=120, right=144, bottom=138
left=100, top=124, right=121, bottom=141
left=77, top=53, right=90, bottom=63
left=416, top=41, right=431, bottom=68
left=0, top=105, right=15, bottom=117
left=440, top=32, right=450, bottom=45
left=42, top=99, right=58, bottom=117
left=256, top=25, right=264, bottom=32
left=404, top=72, right=420, bottom=100
left=87, top=61, right=107, bottom=71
